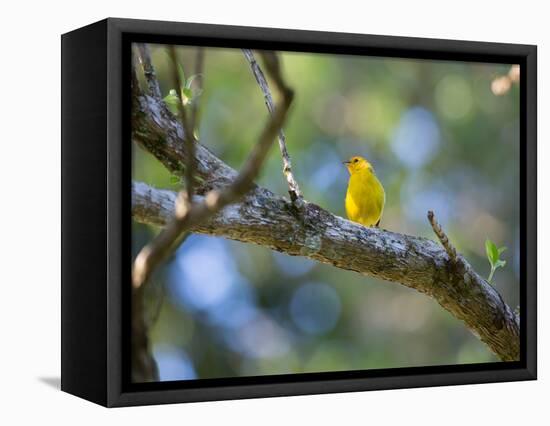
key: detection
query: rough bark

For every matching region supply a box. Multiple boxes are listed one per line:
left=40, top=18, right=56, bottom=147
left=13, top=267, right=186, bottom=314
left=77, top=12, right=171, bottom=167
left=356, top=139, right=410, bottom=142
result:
left=131, top=48, right=296, bottom=382
left=132, top=54, right=293, bottom=290
left=132, top=181, right=519, bottom=361
left=132, top=81, right=520, bottom=362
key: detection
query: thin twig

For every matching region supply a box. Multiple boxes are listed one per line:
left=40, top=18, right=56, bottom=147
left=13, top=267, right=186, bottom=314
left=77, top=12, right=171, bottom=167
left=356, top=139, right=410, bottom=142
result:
left=427, top=210, right=458, bottom=263
left=168, top=46, right=197, bottom=204
left=491, top=64, right=520, bottom=96
left=136, top=44, right=162, bottom=99
left=243, top=49, right=304, bottom=207
left=190, top=47, right=204, bottom=134
left=132, top=53, right=294, bottom=289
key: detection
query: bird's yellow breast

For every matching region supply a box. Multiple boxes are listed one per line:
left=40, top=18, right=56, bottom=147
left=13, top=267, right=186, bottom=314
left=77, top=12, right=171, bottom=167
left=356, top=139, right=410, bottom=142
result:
left=345, top=168, right=385, bottom=227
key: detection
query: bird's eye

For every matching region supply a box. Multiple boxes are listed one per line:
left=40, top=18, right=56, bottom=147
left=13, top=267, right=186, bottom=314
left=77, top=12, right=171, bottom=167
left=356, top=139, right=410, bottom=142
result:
left=353, top=158, right=358, bottom=163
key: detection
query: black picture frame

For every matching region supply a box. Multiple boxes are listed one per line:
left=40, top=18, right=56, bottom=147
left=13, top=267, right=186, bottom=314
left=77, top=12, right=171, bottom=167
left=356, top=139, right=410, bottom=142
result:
left=61, top=17, right=537, bottom=407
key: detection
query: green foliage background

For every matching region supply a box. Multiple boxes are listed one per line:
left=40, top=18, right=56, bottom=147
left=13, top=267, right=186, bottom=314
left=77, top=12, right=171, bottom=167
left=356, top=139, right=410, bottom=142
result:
left=132, top=44, right=520, bottom=381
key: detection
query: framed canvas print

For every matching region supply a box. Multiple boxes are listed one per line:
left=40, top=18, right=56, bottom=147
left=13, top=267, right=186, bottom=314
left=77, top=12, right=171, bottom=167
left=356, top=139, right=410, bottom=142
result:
left=61, top=18, right=537, bottom=407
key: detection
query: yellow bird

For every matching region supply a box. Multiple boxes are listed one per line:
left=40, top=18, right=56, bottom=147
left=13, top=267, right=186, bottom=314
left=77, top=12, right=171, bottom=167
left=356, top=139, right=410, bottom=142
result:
left=344, top=156, right=385, bottom=227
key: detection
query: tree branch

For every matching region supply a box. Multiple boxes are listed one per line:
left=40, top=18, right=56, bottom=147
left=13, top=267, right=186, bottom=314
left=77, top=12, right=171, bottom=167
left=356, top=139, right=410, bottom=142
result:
left=131, top=52, right=520, bottom=363
left=132, top=52, right=294, bottom=290
left=132, top=177, right=520, bottom=361
left=491, top=64, right=520, bottom=96
left=136, top=44, right=162, bottom=100
left=243, top=49, right=304, bottom=207
left=133, top=93, right=237, bottom=187
left=131, top=45, right=164, bottom=383
left=131, top=284, right=159, bottom=382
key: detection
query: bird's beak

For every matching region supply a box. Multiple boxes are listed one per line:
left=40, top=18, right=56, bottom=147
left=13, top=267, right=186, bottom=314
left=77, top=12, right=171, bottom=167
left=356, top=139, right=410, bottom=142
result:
left=342, top=161, right=350, bottom=165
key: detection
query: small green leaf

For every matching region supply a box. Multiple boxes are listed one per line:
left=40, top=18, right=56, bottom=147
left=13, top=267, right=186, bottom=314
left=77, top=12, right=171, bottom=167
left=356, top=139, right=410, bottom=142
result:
left=163, top=91, right=178, bottom=110
left=163, top=89, right=180, bottom=115
left=181, top=87, right=193, bottom=104
left=185, top=74, right=201, bottom=89
left=491, top=246, right=499, bottom=264
left=485, top=239, right=497, bottom=265
left=485, top=238, right=493, bottom=264
left=163, top=89, right=179, bottom=103
left=485, top=238, right=507, bottom=283
left=496, top=259, right=506, bottom=268
left=169, top=175, right=180, bottom=184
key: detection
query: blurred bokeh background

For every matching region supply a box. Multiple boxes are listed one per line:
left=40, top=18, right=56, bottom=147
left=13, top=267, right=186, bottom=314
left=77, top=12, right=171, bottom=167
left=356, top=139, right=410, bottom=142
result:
left=132, top=44, right=520, bottom=382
